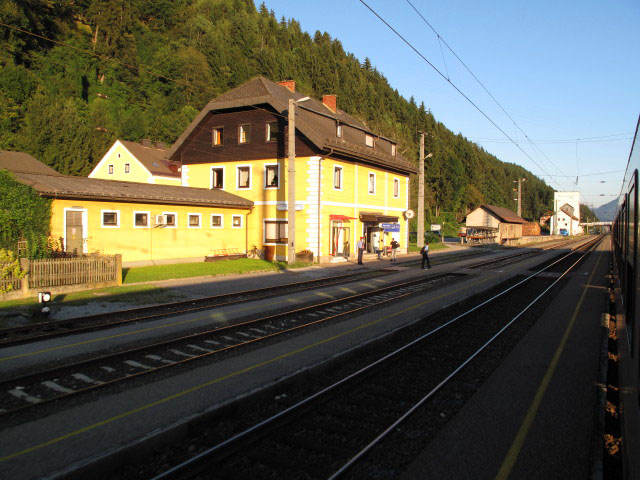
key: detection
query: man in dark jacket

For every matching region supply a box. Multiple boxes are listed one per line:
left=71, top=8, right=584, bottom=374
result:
left=420, top=242, right=431, bottom=269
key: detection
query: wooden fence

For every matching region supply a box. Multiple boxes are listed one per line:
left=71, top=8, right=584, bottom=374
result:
left=1, top=255, right=122, bottom=297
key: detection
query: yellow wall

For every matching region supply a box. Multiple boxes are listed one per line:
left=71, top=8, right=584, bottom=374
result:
left=89, top=141, right=181, bottom=186
left=50, top=199, right=250, bottom=264
left=182, top=156, right=409, bottom=262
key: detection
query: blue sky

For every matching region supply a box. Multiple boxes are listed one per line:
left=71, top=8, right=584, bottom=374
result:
left=257, top=0, right=640, bottom=208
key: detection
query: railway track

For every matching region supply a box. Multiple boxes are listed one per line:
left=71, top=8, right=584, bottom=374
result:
left=0, top=272, right=467, bottom=415
left=137, top=236, right=602, bottom=480
left=0, top=238, right=579, bottom=348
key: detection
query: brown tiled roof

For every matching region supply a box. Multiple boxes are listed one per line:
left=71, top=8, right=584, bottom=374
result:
left=0, top=151, right=62, bottom=176
left=120, top=140, right=180, bottom=178
left=480, top=204, right=527, bottom=224
left=559, top=204, right=579, bottom=221
left=13, top=173, right=253, bottom=208
left=167, top=77, right=416, bottom=174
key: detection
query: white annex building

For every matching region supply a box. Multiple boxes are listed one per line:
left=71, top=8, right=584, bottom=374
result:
left=551, top=191, right=583, bottom=235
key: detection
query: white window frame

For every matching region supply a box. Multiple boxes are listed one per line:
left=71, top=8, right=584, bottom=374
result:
left=263, top=218, right=288, bottom=245
left=232, top=215, right=243, bottom=229
left=162, top=212, right=177, bottom=228
left=336, top=124, right=343, bottom=138
left=63, top=207, right=88, bottom=254
left=210, top=166, right=225, bottom=190
left=368, top=172, right=376, bottom=195
left=333, top=165, right=343, bottom=191
left=236, top=164, right=252, bottom=190
left=264, top=163, right=280, bottom=189
left=101, top=209, right=120, bottom=228
left=210, top=214, right=223, bottom=228
left=188, top=213, right=202, bottom=229
left=365, top=134, right=374, bottom=148
left=393, top=178, right=400, bottom=198
left=133, top=210, right=151, bottom=229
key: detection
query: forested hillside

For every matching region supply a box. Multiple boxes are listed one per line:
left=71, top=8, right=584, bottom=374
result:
left=0, top=0, right=553, bottom=221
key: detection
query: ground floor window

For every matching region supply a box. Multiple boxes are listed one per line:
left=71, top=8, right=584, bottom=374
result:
left=101, top=210, right=119, bottom=227
left=265, top=220, right=287, bottom=243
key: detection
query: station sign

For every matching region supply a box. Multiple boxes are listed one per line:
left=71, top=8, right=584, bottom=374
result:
left=382, top=223, right=400, bottom=232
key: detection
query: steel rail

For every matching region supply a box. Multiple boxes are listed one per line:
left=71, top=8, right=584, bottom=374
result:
left=327, top=235, right=602, bottom=478
left=0, top=273, right=464, bottom=415
left=0, top=269, right=390, bottom=346
left=148, top=235, right=601, bottom=480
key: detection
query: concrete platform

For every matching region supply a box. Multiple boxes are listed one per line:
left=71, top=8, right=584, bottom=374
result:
left=0, top=242, right=581, bottom=479
left=399, top=237, right=609, bottom=479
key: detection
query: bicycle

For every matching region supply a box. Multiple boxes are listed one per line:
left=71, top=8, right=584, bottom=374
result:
left=247, top=244, right=264, bottom=259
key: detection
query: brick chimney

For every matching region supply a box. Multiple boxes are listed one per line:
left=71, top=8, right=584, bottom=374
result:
left=322, top=94, right=337, bottom=113
left=277, top=80, right=296, bottom=92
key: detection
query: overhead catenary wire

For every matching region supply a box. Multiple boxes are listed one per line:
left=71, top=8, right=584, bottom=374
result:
left=358, top=0, right=565, bottom=191
left=404, top=0, right=572, bottom=186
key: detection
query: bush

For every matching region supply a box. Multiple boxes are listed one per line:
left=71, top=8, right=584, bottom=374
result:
left=0, top=248, right=25, bottom=293
left=0, top=170, right=52, bottom=258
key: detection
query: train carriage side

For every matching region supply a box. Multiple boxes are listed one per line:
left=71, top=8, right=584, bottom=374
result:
left=613, top=115, right=640, bottom=480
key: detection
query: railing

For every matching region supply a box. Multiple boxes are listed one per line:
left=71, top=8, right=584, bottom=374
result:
left=28, top=256, right=119, bottom=288
left=0, top=255, right=122, bottom=297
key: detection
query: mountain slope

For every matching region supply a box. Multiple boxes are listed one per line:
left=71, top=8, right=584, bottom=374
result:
left=0, top=0, right=554, bottom=221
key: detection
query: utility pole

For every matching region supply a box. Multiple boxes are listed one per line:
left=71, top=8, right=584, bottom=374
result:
left=288, top=98, right=296, bottom=264
left=418, top=133, right=425, bottom=249
left=287, top=96, right=309, bottom=264
left=417, top=133, right=433, bottom=249
left=513, top=178, right=526, bottom=217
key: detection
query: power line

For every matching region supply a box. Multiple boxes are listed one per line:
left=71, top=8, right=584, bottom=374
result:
left=358, top=0, right=564, bottom=190
left=403, top=0, right=571, bottom=187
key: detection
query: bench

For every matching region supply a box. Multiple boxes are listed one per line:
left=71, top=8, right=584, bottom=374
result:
left=204, top=248, right=247, bottom=262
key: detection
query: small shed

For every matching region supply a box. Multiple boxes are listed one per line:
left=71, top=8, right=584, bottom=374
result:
left=465, top=205, right=527, bottom=244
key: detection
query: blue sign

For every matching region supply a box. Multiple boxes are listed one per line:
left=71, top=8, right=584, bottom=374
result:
left=382, top=223, right=400, bottom=232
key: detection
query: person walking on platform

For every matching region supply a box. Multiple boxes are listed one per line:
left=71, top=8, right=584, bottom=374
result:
left=420, top=242, right=431, bottom=269
left=390, top=239, right=399, bottom=262
left=356, top=237, right=365, bottom=265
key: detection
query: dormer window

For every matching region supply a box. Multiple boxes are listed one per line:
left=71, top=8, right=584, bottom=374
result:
left=391, top=144, right=396, bottom=156
left=365, top=134, right=374, bottom=148
left=336, top=124, right=343, bottom=138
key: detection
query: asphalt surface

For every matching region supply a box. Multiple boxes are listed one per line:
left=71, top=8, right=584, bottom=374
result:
left=0, top=241, right=587, bottom=480
left=399, top=238, right=609, bottom=479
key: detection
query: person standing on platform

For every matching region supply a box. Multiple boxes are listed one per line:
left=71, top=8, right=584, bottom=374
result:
left=357, top=237, right=365, bottom=265
left=420, top=242, right=431, bottom=269
left=390, top=239, right=399, bottom=262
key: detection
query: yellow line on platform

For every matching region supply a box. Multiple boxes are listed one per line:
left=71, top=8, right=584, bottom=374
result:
left=0, top=256, right=539, bottom=462
left=495, top=246, right=604, bottom=480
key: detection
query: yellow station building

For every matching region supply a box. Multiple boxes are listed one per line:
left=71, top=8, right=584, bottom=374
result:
left=1, top=151, right=252, bottom=265
left=2, top=77, right=416, bottom=265
left=166, top=77, right=416, bottom=263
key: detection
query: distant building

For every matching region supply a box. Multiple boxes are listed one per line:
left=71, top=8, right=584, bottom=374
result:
left=465, top=204, right=527, bottom=244
left=551, top=191, right=582, bottom=235
left=89, top=139, right=181, bottom=186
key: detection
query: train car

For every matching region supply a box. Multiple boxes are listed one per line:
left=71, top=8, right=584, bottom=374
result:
left=611, top=114, right=640, bottom=479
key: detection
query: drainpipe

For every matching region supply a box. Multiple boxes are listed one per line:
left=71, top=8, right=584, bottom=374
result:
left=317, top=148, right=334, bottom=263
